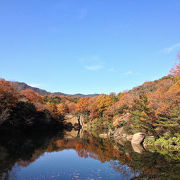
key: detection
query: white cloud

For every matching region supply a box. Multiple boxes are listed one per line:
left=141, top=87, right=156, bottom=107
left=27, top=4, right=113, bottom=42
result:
left=85, top=65, right=102, bottom=71
left=79, top=55, right=104, bottom=71
left=163, top=43, right=180, bottom=54
left=124, top=71, right=133, bottom=75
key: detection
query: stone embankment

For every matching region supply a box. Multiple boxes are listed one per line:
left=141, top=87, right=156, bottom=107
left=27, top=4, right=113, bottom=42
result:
left=99, top=126, right=152, bottom=154
left=64, top=114, right=154, bottom=154
left=64, top=114, right=88, bottom=130
left=113, top=127, right=155, bottom=153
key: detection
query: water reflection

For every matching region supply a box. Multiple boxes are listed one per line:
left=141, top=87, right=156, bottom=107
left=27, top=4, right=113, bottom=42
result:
left=0, top=129, right=180, bottom=180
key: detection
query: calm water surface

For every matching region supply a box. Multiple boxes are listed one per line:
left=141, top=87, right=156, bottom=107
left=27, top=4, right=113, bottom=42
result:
left=0, top=130, right=180, bottom=180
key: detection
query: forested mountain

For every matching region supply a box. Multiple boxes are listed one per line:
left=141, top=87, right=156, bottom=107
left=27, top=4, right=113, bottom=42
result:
left=10, top=81, right=99, bottom=97
left=11, top=81, right=50, bottom=96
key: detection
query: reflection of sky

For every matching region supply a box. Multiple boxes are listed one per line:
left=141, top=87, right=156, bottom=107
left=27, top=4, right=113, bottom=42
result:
left=10, top=150, right=133, bottom=180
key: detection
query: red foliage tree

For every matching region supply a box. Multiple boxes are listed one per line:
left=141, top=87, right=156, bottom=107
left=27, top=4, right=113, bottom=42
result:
left=169, top=53, right=180, bottom=77
left=0, top=79, right=18, bottom=124
left=21, top=89, right=46, bottom=111
left=21, top=89, right=43, bottom=103
left=67, top=102, right=77, bottom=114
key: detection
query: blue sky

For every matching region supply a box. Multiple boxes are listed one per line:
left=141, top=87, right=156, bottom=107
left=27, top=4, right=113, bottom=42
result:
left=0, top=0, right=180, bottom=94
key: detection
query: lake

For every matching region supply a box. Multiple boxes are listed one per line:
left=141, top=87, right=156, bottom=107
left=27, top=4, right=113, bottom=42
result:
left=0, top=129, right=180, bottom=180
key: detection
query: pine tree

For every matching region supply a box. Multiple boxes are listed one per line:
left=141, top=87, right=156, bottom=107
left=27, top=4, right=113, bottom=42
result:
left=130, top=94, right=159, bottom=138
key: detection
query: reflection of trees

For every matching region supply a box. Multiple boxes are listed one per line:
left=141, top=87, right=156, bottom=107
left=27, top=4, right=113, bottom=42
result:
left=52, top=134, right=180, bottom=180
left=0, top=163, right=20, bottom=180
left=0, top=131, right=180, bottom=179
left=110, top=161, right=134, bottom=178
left=0, top=130, right=64, bottom=179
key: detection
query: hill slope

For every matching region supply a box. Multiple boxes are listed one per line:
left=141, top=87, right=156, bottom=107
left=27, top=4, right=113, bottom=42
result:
left=10, top=81, right=99, bottom=97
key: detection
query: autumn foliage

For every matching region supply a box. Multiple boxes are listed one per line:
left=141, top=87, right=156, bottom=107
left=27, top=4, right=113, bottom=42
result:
left=0, top=55, right=179, bottom=135
left=57, top=103, right=69, bottom=115
left=169, top=54, right=180, bottom=77
left=21, top=89, right=44, bottom=103
left=0, top=79, right=18, bottom=124
left=76, top=97, right=89, bottom=113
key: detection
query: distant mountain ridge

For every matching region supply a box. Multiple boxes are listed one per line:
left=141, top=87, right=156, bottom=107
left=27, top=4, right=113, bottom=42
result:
left=10, top=81, right=99, bottom=97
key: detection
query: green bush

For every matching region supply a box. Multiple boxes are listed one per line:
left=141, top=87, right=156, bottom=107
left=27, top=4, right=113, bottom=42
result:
left=145, top=133, right=180, bottom=161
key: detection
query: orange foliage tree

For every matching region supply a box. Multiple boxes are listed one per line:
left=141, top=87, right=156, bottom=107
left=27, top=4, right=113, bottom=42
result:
left=46, top=102, right=58, bottom=119
left=57, top=103, right=69, bottom=115
left=21, top=89, right=43, bottom=103
left=21, top=89, right=46, bottom=111
left=90, top=94, right=114, bottom=118
left=116, top=93, right=135, bottom=113
left=67, top=102, right=77, bottom=114
left=169, top=54, right=180, bottom=77
left=76, top=97, right=90, bottom=113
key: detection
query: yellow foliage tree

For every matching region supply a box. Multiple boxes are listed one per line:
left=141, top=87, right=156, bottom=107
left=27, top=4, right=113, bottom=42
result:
left=91, top=94, right=114, bottom=117
left=57, top=103, right=68, bottom=115
left=76, top=97, right=89, bottom=113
